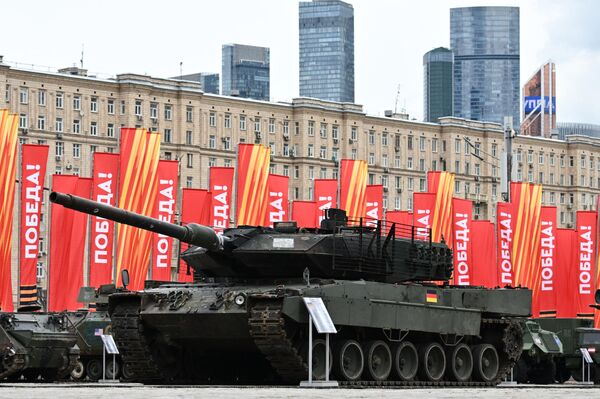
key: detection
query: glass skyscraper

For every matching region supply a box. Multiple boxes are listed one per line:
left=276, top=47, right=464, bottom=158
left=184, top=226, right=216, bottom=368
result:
left=450, top=7, right=520, bottom=125
left=175, top=73, right=220, bottom=95
left=222, top=44, right=270, bottom=101
left=423, top=47, right=454, bottom=122
left=299, top=0, right=354, bottom=103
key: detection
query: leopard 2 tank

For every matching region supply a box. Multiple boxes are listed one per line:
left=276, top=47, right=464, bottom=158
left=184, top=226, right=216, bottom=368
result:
left=50, top=191, right=531, bottom=386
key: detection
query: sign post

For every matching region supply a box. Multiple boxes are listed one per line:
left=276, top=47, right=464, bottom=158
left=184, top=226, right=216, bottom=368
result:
left=580, top=348, right=594, bottom=385
left=100, top=334, right=120, bottom=383
left=300, top=297, right=338, bottom=388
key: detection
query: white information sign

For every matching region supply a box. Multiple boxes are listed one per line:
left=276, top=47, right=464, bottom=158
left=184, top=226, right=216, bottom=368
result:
left=581, top=348, right=594, bottom=364
left=303, top=297, right=336, bottom=334
left=101, top=335, right=120, bottom=355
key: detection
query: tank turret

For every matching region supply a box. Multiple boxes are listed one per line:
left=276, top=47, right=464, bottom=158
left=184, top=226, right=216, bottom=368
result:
left=50, top=191, right=452, bottom=283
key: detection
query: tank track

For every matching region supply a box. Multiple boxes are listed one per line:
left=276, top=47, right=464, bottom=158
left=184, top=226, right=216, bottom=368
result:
left=248, top=297, right=307, bottom=384
left=110, top=299, right=163, bottom=383
left=248, top=298, right=522, bottom=387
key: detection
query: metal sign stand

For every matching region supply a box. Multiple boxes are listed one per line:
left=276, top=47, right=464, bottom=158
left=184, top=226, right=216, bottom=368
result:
left=579, top=348, right=594, bottom=385
left=499, top=367, right=517, bottom=386
left=99, top=334, right=120, bottom=383
left=300, top=297, right=338, bottom=388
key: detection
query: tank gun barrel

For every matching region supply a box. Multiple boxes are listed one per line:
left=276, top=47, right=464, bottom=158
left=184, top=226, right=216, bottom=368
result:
left=49, top=192, right=226, bottom=251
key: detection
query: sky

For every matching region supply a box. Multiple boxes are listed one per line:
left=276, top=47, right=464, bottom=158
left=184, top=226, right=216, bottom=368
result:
left=2, top=0, right=599, bottom=124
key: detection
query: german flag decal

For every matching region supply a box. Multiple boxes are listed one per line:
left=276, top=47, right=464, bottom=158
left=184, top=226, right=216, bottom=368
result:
left=426, top=289, right=438, bottom=304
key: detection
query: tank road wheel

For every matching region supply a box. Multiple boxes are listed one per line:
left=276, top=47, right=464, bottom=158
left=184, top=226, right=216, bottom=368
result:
left=121, top=362, right=135, bottom=381
left=302, top=338, right=332, bottom=380
left=419, top=342, right=446, bottom=382
left=472, top=344, right=500, bottom=382
left=447, top=343, right=473, bottom=382
left=86, top=359, right=102, bottom=381
left=392, top=341, right=418, bottom=381
left=364, top=340, right=392, bottom=381
left=333, top=339, right=364, bottom=381
left=105, top=359, right=120, bottom=380
left=70, top=359, right=86, bottom=380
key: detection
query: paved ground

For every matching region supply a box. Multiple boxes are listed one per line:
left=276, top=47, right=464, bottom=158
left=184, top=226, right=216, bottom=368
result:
left=0, top=384, right=598, bottom=399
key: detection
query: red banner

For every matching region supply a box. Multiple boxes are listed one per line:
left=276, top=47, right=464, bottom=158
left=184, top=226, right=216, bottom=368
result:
left=314, top=179, right=338, bottom=227
left=19, top=144, right=49, bottom=307
left=340, top=159, right=368, bottom=220
left=292, top=201, right=317, bottom=228
left=178, top=189, right=211, bottom=283
left=537, top=206, right=557, bottom=317
left=0, top=110, right=18, bottom=311
left=116, top=128, right=161, bottom=289
left=575, top=211, right=597, bottom=319
left=428, top=171, right=455, bottom=247
left=471, top=220, right=497, bottom=288
left=365, top=185, right=383, bottom=227
left=497, top=202, right=514, bottom=286
left=555, top=229, right=577, bottom=318
left=151, top=161, right=178, bottom=282
left=89, top=152, right=119, bottom=288
left=264, top=174, right=289, bottom=227
left=413, top=193, right=436, bottom=241
left=385, top=210, right=412, bottom=238
left=236, top=144, right=270, bottom=226
left=49, top=176, right=92, bottom=311
left=210, top=167, right=234, bottom=233
left=452, top=198, right=472, bottom=285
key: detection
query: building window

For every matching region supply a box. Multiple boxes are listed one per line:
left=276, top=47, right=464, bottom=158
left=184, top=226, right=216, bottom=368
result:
left=308, top=121, right=314, bottom=136
left=120, top=100, right=126, bottom=115
left=407, top=135, right=413, bottom=150
left=37, top=116, right=45, bottom=130
left=164, top=104, right=172, bottom=120
left=283, top=143, right=289, bottom=157
left=320, top=146, right=327, bottom=159
left=186, top=176, right=193, bottom=188
left=186, top=153, right=193, bottom=168
left=55, top=118, right=63, bottom=132
left=90, top=122, right=97, bottom=136
left=351, top=126, right=357, bottom=141
left=432, top=138, right=438, bottom=153
left=407, top=157, right=413, bottom=170
left=269, top=118, right=276, bottom=133
left=380, top=132, right=388, bottom=146
left=319, top=123, right=327, bottom=138
left=164, top=129, right=172, bottom=143
left=73, top=143, right=81, bottom=158
left=73, top=120, right=80, bottom=134
left=107, top=123, right=114, bottom=137
left=351, top=148, right=357, bottom=160
left=454, top=139, right=460, bottom=154
left=419, top=159, right=425, bottom=172
left=4, top=84, right=10, bottom=102
left=72, top=95, right=80, bottom=111
left=368, top=153, right=375, bottom=165
left=283, top=165, right=289, bottom=177
left=134, top=100, right=142, bottom=116
left=223, top=136, right=231, bottom=150
left=308, top=166, right=315, bottom=180
left=224, top=113, right=231, bottom=129
left=283, top=120, right=290, bottom=136
left=395, top=156, right=401, bottom=168
left=307, top=144, right=314, bottom=157
left=56, top=92, right=64, bottom=109
left=107, top=99, right=115, bottom=114
left=332, top=147, right=339, bottom=161
left=475, top=163, right=480, bottom=176
left=294, top=166, right=300, bottom=179
left=90, top=97, right=98, bottom=113
left=19, top=87, right=28, bottom=104
left=150, top=102, right=158, bottom=119
left=382, top=154, right=388, bottom=167
left=419, top=136, right=425, bottom=151
left=240, top=115, right=246, bottom=130
left=224, top=159, right=232, bottom=167
left=208, top=157, right=216, bottom=167
left=186, top=130, right=193, bottom=145
left=368, top=131, right=375, bottom=145
left=55, top=141, right=64, bottom=156
left=527, top=150, right=534, bottom=164
left=38, top=90, right=46, bottom=106
left=90, top=145, right=97, bottom=153
left=251, top=117, right=260, bottom=133
left=19, top=114, right=27, bottom=129
left=186, top=106, right=193, bottom=122
left=408, top=178, right=414, bottom=191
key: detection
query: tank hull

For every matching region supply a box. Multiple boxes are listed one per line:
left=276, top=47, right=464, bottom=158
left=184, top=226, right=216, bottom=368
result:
left=109, top=280, right=529, bottom=385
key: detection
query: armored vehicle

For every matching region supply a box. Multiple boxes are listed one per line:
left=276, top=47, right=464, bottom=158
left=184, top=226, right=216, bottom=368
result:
left=514, top=320, right=563, bottom=384
left=0, top=311, right=79, bottom=381
left=50, top=191, right=531, bottom=386
left=536, top=317, right=600, bottom=383
left=66, top=286, right=124, bottom=381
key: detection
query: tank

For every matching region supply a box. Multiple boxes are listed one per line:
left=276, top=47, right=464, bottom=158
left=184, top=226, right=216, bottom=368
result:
left=0, top=311, right=79, bottom=381
left=50, top=191, right=531, bottom=386
left=514, top=320, right=563, bottom=384
left=66, top=285, right=125, bottom=381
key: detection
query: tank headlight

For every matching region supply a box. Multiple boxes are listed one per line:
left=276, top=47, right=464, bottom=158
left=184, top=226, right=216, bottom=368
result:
left=234, top=294, right=246, bottom=306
